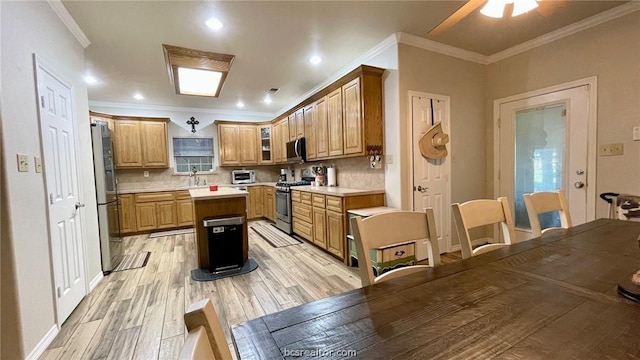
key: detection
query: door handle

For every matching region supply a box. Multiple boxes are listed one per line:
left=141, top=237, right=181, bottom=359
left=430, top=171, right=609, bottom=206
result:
left=75, top=202, right=85, bottom=209
left=414, top=185, right=429, bottom=193
left=574, top=181, right=585, bottom=189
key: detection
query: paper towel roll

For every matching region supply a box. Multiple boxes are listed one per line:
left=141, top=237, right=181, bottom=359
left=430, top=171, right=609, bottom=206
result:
left=327, top=167, right=337, bottom=187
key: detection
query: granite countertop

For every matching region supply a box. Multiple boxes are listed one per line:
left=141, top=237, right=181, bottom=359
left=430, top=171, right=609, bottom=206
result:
left=118, top=182, right=277, bottom=194
left=188, top=186, right=248, bottom=200
left=292, top=186, right=385, bottom=197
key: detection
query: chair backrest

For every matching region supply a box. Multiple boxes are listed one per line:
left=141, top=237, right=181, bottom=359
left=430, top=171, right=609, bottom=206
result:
left=350, top=209, right=441, bottom=287
left=184, top=299, right=232, bottom=360
left=523, top=190, right=572, bottom=237
left=451, top=197, right=515, bottom=259
left=179, top=326, right=216, bottom=360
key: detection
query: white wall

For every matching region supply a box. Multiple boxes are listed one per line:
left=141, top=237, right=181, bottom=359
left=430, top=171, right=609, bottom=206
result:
left=0, top=2, right=99, bottom=357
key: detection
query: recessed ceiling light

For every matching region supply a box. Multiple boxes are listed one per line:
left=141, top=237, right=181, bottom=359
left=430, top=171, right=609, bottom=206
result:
left=206, top=18, right=223, bottom=31
left=309, top=56, right=322, bottom=65
left=133, top=93, right=144, bottom=100
left=263, top=95, right=272, bottom=104
left=84, top=75, right=98, bottom=84
left=236, top=101, right=245, bottom=108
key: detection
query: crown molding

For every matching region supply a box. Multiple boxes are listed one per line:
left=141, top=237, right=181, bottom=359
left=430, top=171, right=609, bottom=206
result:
left=276, top=33, right=399, bottom=115
left=47, top=0, right=91, bottom=49
left=397, top=32, right=489, bottom=64
left=89, top=101, right=274, bottom=119
left=487, top=1, right=640, bottom=64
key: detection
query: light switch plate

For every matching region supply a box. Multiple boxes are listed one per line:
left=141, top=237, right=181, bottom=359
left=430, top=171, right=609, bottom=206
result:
left=385, top=155, right=393, bottom=164
left=17, top=154, right=29, bottom=172
left=34, top=156, right=42, bottom=173
left=633, top=126, right=640, bottom=141
left=143, top=171, right=149, bottom=177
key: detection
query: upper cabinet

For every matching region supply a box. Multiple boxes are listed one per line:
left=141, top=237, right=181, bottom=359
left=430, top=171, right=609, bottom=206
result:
left=218, top=123, right=260, bottom=166
left=216, top=65, right=384, bottom=165
left=113, top=117, right=169, bottom=169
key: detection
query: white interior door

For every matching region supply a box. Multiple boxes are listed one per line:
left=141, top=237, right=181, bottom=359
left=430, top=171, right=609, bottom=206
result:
left=36, top=58, right=86, bottom=323
left=411, top=94, right=451, bottom=256
left=498, top=85, right=591, bottom=241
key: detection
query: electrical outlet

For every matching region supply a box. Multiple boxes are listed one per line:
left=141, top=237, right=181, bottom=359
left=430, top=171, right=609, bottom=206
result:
left=599, top=143, right=624, bottom=156
left=34, top=156, right=42, bottom=173
left=385, top=155, right=393, bottom=164
left=17, top=154, right=29, bottom=172
left=143, top=171, right=149, bottom=177
left=633, top=126, right=640, bottom=141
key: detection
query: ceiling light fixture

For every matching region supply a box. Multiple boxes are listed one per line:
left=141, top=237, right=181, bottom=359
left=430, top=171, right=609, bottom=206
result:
left=481, top=0, right=538, bottom=18
left=309, top=56, right=322, bottom=65
left=163, top=44, right=235, bottom=98
left=263, top=95, right=272, bottom=104
left=205, top=18, right=223, bottom=31
left=236, top=101, right=245, bottom=108
left=133, top=93, right=144, bottom=100
left=84, top=75, right=98, bottom=84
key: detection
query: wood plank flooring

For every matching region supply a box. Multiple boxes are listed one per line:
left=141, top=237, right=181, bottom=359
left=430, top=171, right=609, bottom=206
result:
left=42, top=220, right=461, bottom=359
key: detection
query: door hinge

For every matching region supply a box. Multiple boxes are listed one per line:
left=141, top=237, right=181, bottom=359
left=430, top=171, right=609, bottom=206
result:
left=40, top=96, right=45, bottom=108
left=498, top=169, right=501, bottom=180
left=497, top=118, right=501, bottom=128
left=561, top=109, right=567, bottom=117
left=49, top=193, right=54, bottom=205
left=57, top=287, right=62, bottom=298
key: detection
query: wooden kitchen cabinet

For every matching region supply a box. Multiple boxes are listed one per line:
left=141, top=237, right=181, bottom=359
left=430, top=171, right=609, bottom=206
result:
left=263, top=186, right=275, bottom=222
left=248, top=186, right=263, bottom=219
left=176, top=199, right=194, bottom=227
left=218, top=123, right=241, bottom=166
left=312, top=207, right=327, bottom=249
left=134, top=192, right=177, bottom=232
left=239, top=125, right=259, bottom=165
left=326, top=210, right=345, bottom=258
left=156, top=201, right=177, bottom=229
left=258, top=124, right=273, bottom=164
left=113, top=117, right=169, bottom=169
left=327, top=88, right=344, bottom=157
left=295, top=108, right=305, bottom=139
left=315, top=96, right=329, bottom=158
left=135, top=202, right=157, bottom=231
left=304, top=104, right=316, bottom=160
left=288, top=113, right=297, bottom=141
left=119, top=194, right=136, bottom=234
left=342, top=77, right=363, bottom=155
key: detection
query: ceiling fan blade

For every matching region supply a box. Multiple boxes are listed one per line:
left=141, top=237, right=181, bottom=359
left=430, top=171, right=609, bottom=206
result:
left=427, top=0, right=487, bottom=36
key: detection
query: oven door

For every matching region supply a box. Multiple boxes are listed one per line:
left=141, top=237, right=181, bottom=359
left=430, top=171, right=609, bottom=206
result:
left=275, top=191, right=291, bottom=223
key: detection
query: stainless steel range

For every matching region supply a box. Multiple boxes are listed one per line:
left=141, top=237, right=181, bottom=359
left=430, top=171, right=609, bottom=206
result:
left=274, top=180, right=312, bottom=234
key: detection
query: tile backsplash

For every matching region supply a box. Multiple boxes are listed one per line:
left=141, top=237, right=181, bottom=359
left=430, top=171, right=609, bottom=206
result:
left=291, top=156, right=385, bottom=190
left=116, top=166, right=280, bottom=191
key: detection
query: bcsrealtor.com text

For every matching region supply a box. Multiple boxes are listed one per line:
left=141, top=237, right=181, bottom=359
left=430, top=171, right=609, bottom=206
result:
left=283, top=348, right=357, bottom=357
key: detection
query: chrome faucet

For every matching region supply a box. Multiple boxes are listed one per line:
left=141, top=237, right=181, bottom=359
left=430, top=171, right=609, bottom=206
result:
left=190, top=167, right=200, bottom=186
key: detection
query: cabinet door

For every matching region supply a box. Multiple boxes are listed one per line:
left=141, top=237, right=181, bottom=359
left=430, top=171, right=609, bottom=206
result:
left=135, top=203, right=157, bottom=231
left=219, top=124, right=240, bottom=165
left=315, top=96, right=329, bottom=158
left=119, top=194, right=136, bottom=234
left=342, top=77, right=363, bottom=155
left=326, top=210, right=344, bottom=259
left=304, top=104, right=316, bottom=160
left=266, top=192, right=275, bottom=221
left=239, top=125, right=258, bottom=165
left=295, top=108, right=305, bottom=139
left=248, top=187, right=263, bottom=219
left=156, top=201, right=177, bottom=229
left=313, top=208, right=327, bottom=249
left=288, top=114, right=297, bottom=141
left=327, top=88, right=344, bottom=157
left=114, top=120, right=143, bottom=168
left=258, top=125, right=273, bottom=164
left=176, top=199, right=194, bottom=227
left=141, top=121, right=169, bottom=167
left=273, top=122, right=281, bottom=163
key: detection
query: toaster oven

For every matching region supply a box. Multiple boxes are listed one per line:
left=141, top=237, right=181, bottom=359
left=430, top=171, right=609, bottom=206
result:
left=231, top=170, right=256, bottom=184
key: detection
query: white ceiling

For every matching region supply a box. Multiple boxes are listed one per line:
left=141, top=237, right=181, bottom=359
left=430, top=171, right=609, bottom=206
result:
left=63, top=1, right=629, bottom=118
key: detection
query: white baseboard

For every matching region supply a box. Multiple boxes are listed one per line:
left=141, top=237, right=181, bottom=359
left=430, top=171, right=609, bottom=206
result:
left=448, top=238, right=493, bottom=253
left=89, top=271, right=103, bottom=292
left=25, top=324, right=58, bottom=360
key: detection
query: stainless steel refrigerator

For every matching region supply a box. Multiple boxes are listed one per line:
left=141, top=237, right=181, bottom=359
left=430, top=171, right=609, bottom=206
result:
left=91, top=122, right=123, bottom=273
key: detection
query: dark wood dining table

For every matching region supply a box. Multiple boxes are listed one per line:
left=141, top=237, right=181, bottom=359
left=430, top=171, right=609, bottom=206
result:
left=231, top=219, right=640, bottom=359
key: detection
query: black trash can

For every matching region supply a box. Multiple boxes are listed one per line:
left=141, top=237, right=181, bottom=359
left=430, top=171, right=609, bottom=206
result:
left=203, top=216, right=245, bottom=273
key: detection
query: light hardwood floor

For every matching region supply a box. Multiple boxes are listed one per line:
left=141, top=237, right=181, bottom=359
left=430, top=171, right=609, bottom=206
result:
left=42, top=220, right=461, bottom=360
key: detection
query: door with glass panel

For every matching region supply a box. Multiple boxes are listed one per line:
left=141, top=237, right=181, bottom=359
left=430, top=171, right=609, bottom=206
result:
left=498, top=86, right=590, bottom=241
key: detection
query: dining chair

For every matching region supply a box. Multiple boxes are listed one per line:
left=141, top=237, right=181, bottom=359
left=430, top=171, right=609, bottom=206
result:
left=451, top=197, right=515, bottom=259
left=523, top=190, right=572, bottom=237
left=183, top=298, right=233, bottom=360
left=350, top=209, right=441, bottom=287
left=179, top=326, right=215, bottom=360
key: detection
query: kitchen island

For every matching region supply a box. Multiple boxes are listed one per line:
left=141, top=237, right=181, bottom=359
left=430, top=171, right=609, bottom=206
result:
left=189, top=187, right=249, bottom=270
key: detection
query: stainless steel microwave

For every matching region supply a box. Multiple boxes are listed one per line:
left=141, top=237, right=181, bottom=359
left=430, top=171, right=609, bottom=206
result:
left=286, top=137, right=306, bottom=164
left=231, top=170, right=256, bottom=184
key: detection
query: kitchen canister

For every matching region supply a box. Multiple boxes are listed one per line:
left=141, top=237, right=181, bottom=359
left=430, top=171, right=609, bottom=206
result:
left=327, top=167, right=337, bottom=187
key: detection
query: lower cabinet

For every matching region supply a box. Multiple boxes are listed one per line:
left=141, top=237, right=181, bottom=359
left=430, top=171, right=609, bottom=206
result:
left=135, top=202, right=158, bottom=231
left=264, top=187, right=275, bottom=222
left=156, top=201, right=177, bottom=229
left=119, top=194, right=137, bottom=234
left=121, top=191, right=193, bottom=235
left=248, top=186, right=263, bottom=219
left=312, top=208, right=327, bottom=249
left=176, top=199, right=194, bottom=227
left=326, top=210, right=344, bottom=258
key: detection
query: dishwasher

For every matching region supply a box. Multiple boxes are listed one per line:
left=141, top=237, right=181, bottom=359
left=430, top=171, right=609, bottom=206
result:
left=203, top=216, right=245, bottom=273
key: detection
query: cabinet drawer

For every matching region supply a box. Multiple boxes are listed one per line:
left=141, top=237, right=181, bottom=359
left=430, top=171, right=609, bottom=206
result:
left=300, top=191, right=312, bottom=205
left=291, top=190, right=301, bottom=203
left=379, top=243, right=415, bottom=263
left=292, top=202, right=312, bottom=223
left=135, top=192, right=175, bottom=203
left=175, top=190, right=191, bottom=200
left=326, top=196, right=343, bottom=212
left=312, top=194, right=325, bottom=208
left=265, top=187, right=274, bottom=196
left=293, top=218, right=313, bottom=242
